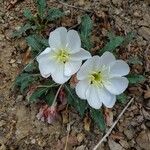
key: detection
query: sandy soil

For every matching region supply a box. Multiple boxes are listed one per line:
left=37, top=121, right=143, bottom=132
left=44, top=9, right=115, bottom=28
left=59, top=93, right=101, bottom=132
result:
left=0, top=0, right=150, bottom=149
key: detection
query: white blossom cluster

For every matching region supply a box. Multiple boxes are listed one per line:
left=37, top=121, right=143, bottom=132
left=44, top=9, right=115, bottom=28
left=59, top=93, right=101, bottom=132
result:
left=37, top=27, right=130, bottom=109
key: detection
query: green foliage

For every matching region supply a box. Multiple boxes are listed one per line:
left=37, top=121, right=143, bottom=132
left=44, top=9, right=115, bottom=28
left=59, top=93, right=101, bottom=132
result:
left=15, top=73, right=39, bottom=93
left=128, top=57, right=142, bottom=65
left=23, top=8, right=34, bottom=21
left=65, top=85, right=88, bottom=117
left=26, top=34, right=48, bottom=56
left=46, top=8, right=64, bottom=21
left=37, top=0, right=47, bottom=19
left=90, top=108, right=106, bottom=131
left=80, top=14, right=93, bottom=51
left=24, top=62, right=38, bottom=72
left=100, top=32, right=124, bottom=54
left=122, top=32, right=135, bottom=46
left=45, top=89, right=55, bottom=106
left=29, top=87, right=48, bottom=103
left=127, top=74, right=146, bottom=84
left=117, top=93, right=127, bottom=104
left=100, top=32, right=135, bottom=54
left=12, top=23, right=37, bottom=38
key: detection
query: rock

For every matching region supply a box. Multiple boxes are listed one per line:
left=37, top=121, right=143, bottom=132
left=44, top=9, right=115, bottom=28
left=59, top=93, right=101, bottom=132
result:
left=143, top=99, right=150, bottom=110
left=133, top=11, right=142, bottom=17
left=124, top=128, right=134, bottom=140
left=76, top=145, right=87, bottom=150
left=108, top=139, right=125, bottom=150
left=18, top=39, right=28, bottom=51
left=31, top=139, right=36, bottom=144
left=112, top=0, right=122, bottom=6
left=15, top=105, right=32, bottom=140
left=0, top=120, right=6, bottom=127
left=9, top=59, right=16, bottom=64
left=119, top=140, right=130, bottom=149
left=16, top=95, right=23, bottom=102
left=144, top=89, right=150, bottom=99
left=138, top=27, right=150, bottom=41
left=145, top=120, right=150, bottom=129
left=136, top=130, right=150, bottom=150
left=77, top=133, right=85, bottom=143
left=0, top=141, right=6, bottom=150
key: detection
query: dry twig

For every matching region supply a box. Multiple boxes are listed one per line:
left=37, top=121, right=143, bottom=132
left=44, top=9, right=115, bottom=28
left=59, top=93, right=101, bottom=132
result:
left=93, top=97, right=134, bottom=150
left=56, top=0, right=93, bottom=13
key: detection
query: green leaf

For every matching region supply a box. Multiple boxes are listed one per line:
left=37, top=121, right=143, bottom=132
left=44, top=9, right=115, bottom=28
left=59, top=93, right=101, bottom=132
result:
left=90, top=108, right=106, bottom=131
left=122, top=32, right=135, bottom=46
left=15, top=73, right=38, bottom=93
left=45, top=89, right=55, bottom=106
left=24, top=62, right=38, bottom=72
left=23, top=8, right=34, bottom=21
left=65, top=85, right=88, bottom=117
left=117, top=93, right=127, bottom=104
left=127, top=74, right=146, bottom=84
left=12, top=23, right=36, bottom=38
left=46, top=8, right=64, bottom=21
left=128, top=56, right=142, bottom=65
left=100, top=32, right=124, bottom=54
left=33, top=34, right=49, bottom=47
left=37, top=0, right=47, bottom=19
left=29, top=87, right=48, bottom=103
left=26, top=35, right=47, bottom=56
left=80, top=14, right=93, bottom=51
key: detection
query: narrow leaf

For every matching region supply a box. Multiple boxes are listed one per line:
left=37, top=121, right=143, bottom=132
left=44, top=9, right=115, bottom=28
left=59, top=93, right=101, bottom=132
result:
left=65, top=85, right=88, bottom=117
left=45, top=89, right=55, bottom=106
left=12, top=23, right=36, bottom=38
left=80, top=14, right=93, bottom=51
left=122, top=32, right=135, bottom=46
left=127, top=74, right=146, bottom=84
left=23, top=8, right=34, bottom=21
left=37, top=0, right=47, bottom=19
left=117, top=93, right=127, bottom=104
left=24, top=62, right=38, bottom=72
left=26, top=35, right=47, bottom=56
left=101, top=33, right=124, bottom=54
left=90, top=108, right=106, bottom=131
left=29, top=87, right=48, bottom=103
left=15, top=73, right=38, bottom=93
left=46, top=8, right=64, bottom=21
left=127, top=56, right=142, bottom=65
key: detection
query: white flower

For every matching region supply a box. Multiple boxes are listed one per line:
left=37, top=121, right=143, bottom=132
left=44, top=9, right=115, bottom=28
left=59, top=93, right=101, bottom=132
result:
left=75, top=52, right=130, bottom=109
left=37, top=27, right=91, bottom=84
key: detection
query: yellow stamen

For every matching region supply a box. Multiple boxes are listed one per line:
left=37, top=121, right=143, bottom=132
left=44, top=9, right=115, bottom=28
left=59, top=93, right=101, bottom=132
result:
left=55, top=49, right=70, bottom=63
left=89, top=71, right=103, bottom=86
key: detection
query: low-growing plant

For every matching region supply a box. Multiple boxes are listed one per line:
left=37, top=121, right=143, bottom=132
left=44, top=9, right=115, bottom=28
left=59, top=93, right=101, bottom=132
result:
left=13, top=0, right=145, bottom=131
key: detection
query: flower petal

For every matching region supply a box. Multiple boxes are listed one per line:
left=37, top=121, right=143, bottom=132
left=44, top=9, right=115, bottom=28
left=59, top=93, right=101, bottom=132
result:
left=100, top=51, right=116, bottom=66
left=51, top=63, right=70, bottom=84
left=49, top=27, right=67, bottom=51
left=97, top=87, right=116, bottom=108
left=109, top=60, right=130, bottom=77
left=39, top=47, right=51, bottom=55
left=77, top=57, right=94, bottom=80
left=71, top=48, right=91, bottom=61
left=75, top=80, right=90, bottom=99
left=64, top=60, right=82, bottom=76
left=36, top=48, right=57, bottom=77
left=104, top=77, right=129, bottom=95
left=66, top=30, right=81, bottom=54
left=86, top=85, right=102, bottom=109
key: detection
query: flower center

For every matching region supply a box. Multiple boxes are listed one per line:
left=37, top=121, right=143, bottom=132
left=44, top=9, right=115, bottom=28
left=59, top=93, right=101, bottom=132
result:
left=56, top=49, right=70, bottom=63
left=89, top=71, right=103, bottom=86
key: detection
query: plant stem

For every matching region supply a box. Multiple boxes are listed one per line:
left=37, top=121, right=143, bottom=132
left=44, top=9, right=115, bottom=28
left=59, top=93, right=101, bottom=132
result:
left=52, top=84, right=63, bottom=106
left=37, top=84, right=58, bottom=88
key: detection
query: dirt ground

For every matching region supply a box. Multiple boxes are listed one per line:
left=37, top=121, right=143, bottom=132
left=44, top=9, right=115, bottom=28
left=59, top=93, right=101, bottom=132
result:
left=0, top=0, right=150, bottom=150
